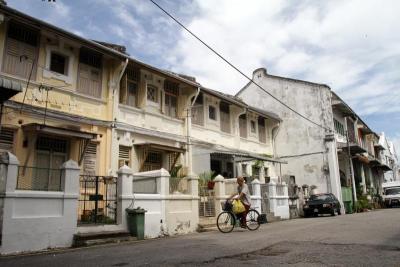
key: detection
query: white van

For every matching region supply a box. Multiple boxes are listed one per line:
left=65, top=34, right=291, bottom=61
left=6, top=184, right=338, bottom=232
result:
left=382, top=181, right=400, bottom=208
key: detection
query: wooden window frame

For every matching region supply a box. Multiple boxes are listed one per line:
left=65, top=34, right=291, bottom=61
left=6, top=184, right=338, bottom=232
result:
left=208, top=105, right=217, bottom=121
left=77, top=48, right=103, bottom=98
left=164, top=80, right=179, bottom=118
left=2, top=21, right=39, bottom=80
left=50, top=51, right=69, bottom=75
left=147, top=85, right=159, bottom=103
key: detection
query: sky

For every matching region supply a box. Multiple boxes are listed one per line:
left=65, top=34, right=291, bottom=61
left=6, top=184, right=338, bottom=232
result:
left=6, top=0, right=400, bottom=156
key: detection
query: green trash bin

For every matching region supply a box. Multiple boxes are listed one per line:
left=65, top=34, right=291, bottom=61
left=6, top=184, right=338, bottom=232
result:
left=344, top=201, right=353, bottom=214
left=126, top=208, right=147, bottom=240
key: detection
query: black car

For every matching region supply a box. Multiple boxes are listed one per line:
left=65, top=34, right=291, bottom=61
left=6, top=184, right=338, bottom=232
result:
left=303, top=193, right=341, bottom=217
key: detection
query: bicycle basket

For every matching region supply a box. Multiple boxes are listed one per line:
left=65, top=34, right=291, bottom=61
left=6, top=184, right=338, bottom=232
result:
left=222, top=201, right=233, bottom=212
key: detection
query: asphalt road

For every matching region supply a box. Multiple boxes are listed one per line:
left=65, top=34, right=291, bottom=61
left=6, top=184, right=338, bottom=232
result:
left=1, top=208, right=400, bottom=267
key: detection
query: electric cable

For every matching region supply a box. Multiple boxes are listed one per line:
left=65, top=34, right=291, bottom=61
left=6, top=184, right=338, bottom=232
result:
left=148, top=0, right=332, bottom=132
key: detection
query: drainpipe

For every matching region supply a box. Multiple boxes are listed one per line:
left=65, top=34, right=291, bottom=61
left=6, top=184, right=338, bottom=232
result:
left=186, top=87, right=201, bottom=176
left=110, top=58, right=129, bottom=175
left=272, top=122, right=281, bottom=158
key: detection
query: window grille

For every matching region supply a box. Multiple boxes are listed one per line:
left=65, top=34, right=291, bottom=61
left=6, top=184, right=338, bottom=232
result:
left=147, top=85, right=158, bottom=103
left=239, top=114, right=247, bottom=138
left=79, top=48, right=102, bottom=68
left=208, top=105, right=216, bottom=120
left=36, top=136, right=67, bottom=153
left=118, top=145, right=131, bottom=168
left=0, top=128, right=14, bottom=152
left=127, top=81, right=137, bottom=107
left=7, top=21, right=38, bottom=47
left=50, top=52, right=68, bottom=75
left=143, top=151, right=162, bottom=171
left=334, top=118, right=345, bottom=137
left=126, top=67, right=140, bottom=82
left=164, top=80, right=179, bottom=95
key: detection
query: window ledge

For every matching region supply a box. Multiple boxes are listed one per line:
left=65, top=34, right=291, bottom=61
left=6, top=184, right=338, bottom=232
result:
left=42, top=69, right=73, bottom=84
left=119, top=104, right=184, bottom=124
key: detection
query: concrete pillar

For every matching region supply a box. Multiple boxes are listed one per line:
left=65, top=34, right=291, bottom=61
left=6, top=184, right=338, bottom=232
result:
left=0, top=152, right=19, bottom=194
left=117, top=165, right=133, bottom=228
left=268, top=181, right=277, bottom=214
left=360, top=164, right=367, bottom=194
left=325, top=135, right=344, bottom=211
left=158, top=168, right=170, bottom=196
left=259, top=167, right=266, bottom=184
left=251, top=179, right=262, bottom=213
left=213, top=175, right=225, bottom=215
left=61, top=160, right=80, bottom=195
left=187, top=173, right=199, bottom=228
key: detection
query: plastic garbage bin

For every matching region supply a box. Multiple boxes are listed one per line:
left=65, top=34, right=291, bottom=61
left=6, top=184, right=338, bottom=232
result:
left=126, top=208, right=147, bottom=240
left=344, top=201, right=353, bottom=214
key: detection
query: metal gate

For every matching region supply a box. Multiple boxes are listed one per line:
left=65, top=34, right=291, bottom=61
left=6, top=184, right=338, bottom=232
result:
left=199, top=185, right=216, bottom=217
left=260, top=184, right=270, bottom=214
left=78, top=175, right=117, bottom=225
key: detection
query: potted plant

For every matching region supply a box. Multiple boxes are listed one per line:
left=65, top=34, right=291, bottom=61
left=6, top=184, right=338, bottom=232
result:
left=198, top=171, right=215, bottom=190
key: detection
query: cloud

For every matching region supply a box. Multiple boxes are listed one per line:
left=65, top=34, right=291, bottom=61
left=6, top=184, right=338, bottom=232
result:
left=162, top=0, right=400, bottom=119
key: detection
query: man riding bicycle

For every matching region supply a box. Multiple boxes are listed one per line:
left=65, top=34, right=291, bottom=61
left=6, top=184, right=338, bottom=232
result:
left=228, top=176, right=251, bottom=228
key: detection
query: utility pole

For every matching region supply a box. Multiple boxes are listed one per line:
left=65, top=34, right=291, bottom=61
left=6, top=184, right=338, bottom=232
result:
left=345, top=117, right=357, bottom=211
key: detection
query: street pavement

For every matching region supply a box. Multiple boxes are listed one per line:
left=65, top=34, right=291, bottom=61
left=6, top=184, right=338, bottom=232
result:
left=1, top=208, right=399, bottom=267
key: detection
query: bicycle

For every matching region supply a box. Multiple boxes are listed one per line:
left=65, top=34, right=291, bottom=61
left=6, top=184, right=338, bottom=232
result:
left=216, top=200, right=261, bottom=233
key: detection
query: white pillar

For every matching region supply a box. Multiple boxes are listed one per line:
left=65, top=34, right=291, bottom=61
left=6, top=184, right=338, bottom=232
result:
left=117, top=165, right=134, bottom=229
left=214, top=175, right=225, bottom=215
left=268, top=181, right=277, bottom=214
left=251, top=179, right=262, bottom=213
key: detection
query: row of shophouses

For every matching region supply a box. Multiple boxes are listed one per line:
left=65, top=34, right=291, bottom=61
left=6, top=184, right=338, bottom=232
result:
left=0, top=4, right=398, bottom=254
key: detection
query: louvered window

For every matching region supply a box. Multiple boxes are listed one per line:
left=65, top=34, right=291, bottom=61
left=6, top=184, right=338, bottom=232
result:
left=78, top=48, right=102, bottom=98
left=164, top=80, right=179, bottom=118
left=0, top=128, right=15, bottom=152
left=239, top=114, right=247, bottom=138
left=2, top=21, right=38, bottom=79
left=82, top=142, right=97, bottom=175
left=258, top=117, right=266, bottom=143
left=118, top=146, right=131, bottom=168
left=220, top=102, right=230, bottom=133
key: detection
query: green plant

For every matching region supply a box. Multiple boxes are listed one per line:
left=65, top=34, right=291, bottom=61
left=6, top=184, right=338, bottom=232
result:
left=355, top=195, right=372, bottom=212
left=198, top=171, right=215, bottom=187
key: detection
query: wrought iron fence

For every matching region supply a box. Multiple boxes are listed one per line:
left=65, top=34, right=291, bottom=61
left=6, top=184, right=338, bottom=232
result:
left=78, top=175, right=117, bottom=225
left=169, top=177, right=190, bottom=194
left=16, top=166, right=62, bottom=191
left=132, top=175, right=158, bottom=194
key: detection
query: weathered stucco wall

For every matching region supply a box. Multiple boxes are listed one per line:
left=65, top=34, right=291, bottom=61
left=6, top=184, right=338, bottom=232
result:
left=237, top=68, right=339, bottom=195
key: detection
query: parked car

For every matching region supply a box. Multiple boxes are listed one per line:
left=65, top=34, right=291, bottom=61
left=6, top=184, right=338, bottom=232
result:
left=303, top=193, right=341, bottom=217
left=382, top=181, right=400, bottom=208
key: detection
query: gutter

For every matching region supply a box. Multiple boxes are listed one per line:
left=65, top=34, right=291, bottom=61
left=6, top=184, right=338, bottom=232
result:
left=186, top=87, right=201, bottom=176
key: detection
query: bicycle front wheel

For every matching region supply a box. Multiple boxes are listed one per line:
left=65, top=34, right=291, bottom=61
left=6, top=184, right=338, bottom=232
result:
left=217, top=211, right=235, bottom=233
left=246, top=209, right=260, bottom=231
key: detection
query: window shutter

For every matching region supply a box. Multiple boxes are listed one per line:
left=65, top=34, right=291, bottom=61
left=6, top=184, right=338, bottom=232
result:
left=119, top=146, right=131, bottom=168
left=0, top=129, right=14, bottom=152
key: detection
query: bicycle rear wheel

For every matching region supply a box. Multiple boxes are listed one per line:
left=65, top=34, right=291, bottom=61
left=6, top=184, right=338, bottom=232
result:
left=217, top=211, right=235, bottom=233
left=246, top=209, right=260, bottom=231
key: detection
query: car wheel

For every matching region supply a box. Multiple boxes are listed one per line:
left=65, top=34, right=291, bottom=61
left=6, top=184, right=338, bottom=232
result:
left=331, top=208, right=336, bottom=216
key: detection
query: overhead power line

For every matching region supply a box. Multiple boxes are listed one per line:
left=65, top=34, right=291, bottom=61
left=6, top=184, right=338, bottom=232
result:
left=148, top=0, right=332, bottom=132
